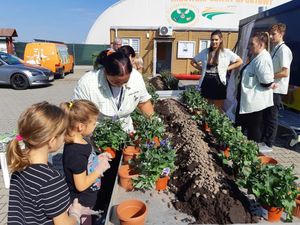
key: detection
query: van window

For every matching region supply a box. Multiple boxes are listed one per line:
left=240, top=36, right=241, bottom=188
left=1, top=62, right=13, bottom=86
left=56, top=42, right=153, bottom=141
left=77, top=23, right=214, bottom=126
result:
left=57, top=46, right=69, bottom=64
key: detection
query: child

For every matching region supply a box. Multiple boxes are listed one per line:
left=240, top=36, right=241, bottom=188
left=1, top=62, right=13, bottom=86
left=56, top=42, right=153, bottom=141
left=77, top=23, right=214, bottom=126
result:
left=7, top=101, right=86, bottom=225
left=60, top=100, right=111, bottom=212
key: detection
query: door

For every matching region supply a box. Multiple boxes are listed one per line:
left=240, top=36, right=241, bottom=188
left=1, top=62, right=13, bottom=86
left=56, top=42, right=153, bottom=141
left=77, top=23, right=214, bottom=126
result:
left=155, top=41, right=172, bottom=74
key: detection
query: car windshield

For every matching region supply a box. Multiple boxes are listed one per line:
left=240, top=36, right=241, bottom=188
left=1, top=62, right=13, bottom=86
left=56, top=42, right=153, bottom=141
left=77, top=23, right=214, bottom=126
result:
left=0, top=53, right=22, bottom=65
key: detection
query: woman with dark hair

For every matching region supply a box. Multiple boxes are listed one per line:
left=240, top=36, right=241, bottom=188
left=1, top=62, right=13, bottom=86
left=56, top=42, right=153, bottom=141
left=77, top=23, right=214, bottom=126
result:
left=73, top=51, right=154, bottom=132
left=191, top=30, right=243, bottom=110
left=235, top=32, right=277, bottom=143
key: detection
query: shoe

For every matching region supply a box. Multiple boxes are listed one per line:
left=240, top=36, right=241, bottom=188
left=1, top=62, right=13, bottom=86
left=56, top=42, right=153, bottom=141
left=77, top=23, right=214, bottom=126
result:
left=258, top=142, right=273, bottom=153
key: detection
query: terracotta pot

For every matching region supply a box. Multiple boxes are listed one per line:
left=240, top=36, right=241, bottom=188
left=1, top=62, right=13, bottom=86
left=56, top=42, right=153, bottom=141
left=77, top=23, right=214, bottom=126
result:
left=258, top=156, right=278, bottom=165
left=223, top=146, right=230, bottom=158
left=104, top=147, right=116, bottom=159
left=267, top=207, right=283, bottom=222
left=118, top=164, right=138, bottom=191
left=292, top=194, right=300, bottom=218
left=153, top=136, right=160, bottom=147
left=202, top=122, right=211, bottom=133
left=116, top=199, right=148, bottom=225
left=155, top=176, right=170, bottom=191
left=122, top=146, right=141, bottom=164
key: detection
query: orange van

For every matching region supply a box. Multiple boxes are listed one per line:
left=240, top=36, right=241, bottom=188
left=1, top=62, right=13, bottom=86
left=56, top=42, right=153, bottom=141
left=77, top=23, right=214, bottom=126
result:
left=24, top=42, right=74, bottom=78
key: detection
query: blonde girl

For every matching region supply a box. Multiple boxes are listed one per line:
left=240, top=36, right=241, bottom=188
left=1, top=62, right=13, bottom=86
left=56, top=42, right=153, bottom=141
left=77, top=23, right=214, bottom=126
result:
left=7, top=101, right=86, bottom=225
left=60, top=99, right=111, bottom=211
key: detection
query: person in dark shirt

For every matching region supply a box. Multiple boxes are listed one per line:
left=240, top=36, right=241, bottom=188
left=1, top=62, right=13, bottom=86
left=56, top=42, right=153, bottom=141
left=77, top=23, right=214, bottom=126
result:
left=7, top=101, right=87, bottom=225
left=60, top=100, right=111, bottom=211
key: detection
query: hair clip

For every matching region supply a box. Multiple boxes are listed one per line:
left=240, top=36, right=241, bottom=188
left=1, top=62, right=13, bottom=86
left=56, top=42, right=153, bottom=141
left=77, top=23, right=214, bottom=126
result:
left=107, top=50, right=114, bottom=56
left=16, top=134, right=26, bottom=150
left=69, top=102, right=73, bottom=109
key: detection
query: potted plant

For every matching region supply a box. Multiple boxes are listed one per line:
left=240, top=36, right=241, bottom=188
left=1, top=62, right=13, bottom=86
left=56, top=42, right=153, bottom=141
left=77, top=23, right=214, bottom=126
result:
left=131, top=138, right=176, bottom=190
left=93, top=119, right=127, bottom=158
left=132, top=113, right=165, bottom=147
left=244, top=163, right=298, bottom=222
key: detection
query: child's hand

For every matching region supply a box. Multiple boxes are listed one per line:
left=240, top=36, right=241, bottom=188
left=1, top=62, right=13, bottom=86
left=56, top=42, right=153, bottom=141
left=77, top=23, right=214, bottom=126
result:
left=96, top=155, right=110, bottom=176
left=99, top=152, right=113, bottom=160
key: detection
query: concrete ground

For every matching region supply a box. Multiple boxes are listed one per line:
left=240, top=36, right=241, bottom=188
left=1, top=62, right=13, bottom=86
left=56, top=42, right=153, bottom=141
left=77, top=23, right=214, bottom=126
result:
left=0, top=68, right=300, bottom=224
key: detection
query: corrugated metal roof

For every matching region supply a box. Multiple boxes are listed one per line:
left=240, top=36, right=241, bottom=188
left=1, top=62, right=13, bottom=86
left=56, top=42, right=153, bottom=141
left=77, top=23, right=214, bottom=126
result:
left=0, top=28, right=18, bottom=37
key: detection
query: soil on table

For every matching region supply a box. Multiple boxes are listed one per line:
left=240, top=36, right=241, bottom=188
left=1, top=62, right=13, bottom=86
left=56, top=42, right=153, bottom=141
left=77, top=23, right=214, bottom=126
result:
left=155, top=99, right=259, bottom=224
left=149, top=76, right=168, bottom=90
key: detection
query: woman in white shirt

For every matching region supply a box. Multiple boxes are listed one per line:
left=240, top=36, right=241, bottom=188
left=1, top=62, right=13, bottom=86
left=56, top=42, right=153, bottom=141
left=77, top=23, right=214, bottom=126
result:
left=191, top=30, right=243, bottom=110
left=235, top=32, right=276, bottom=143
left=73, top=51, right=154, bottom=132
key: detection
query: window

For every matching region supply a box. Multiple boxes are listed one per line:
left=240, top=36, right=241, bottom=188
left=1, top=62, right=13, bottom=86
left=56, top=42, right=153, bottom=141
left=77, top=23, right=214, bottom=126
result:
left=121, top=38, right=140, bottom=54
left=199, top=40, right=211, bottom=53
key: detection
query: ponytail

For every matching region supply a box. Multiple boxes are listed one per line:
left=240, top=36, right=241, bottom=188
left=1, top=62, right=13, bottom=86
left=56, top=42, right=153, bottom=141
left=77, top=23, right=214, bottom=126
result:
left=6, top=138, right=30, bottom=172
left=253, top=32, right=270, bottom=50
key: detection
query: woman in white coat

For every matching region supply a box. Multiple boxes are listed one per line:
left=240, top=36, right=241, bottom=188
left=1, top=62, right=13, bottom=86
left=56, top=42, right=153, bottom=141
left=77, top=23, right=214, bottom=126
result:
left=191, top=30, right=243, bottom=110
left=72, top=51, right=154, bottom=132
left=235, top=32, right=277, bottom=143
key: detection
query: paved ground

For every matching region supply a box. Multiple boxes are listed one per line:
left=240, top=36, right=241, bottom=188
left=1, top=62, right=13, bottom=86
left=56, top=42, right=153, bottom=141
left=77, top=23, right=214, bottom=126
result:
left=0, top=68, right=300, bottom=224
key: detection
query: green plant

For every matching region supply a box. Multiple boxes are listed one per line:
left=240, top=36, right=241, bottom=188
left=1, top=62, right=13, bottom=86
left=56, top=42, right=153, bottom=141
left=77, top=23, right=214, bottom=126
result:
left=146, top=83, right=159, bottom=103
left=190, top=70, right=200, bottom=75
left=132, top=138, right=176, bottom=189
left=245, top=163, right=298, bottom=221
left=180, top=86, right=208, bottom=114
left=132, top=113, right=165, bottom=146
left=160, top=70, right=179, bottom=90
left=93, top=119, right=127, bottom=151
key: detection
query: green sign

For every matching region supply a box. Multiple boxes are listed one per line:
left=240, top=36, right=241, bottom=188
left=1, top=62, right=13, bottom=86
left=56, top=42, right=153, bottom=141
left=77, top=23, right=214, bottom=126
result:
left=171, top=8, right=195, bottom=24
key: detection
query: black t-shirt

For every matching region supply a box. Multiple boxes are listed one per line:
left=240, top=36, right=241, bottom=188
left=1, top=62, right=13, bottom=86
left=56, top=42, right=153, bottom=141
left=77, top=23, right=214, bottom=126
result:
left=63, top=143, right=101, bottom=208
left=8, top=164, right=70, bottom=225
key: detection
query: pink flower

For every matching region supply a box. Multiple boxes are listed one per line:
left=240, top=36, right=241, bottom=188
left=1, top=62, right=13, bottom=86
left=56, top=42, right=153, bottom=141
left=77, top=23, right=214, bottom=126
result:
left=16, top=135, right=23, bottom=141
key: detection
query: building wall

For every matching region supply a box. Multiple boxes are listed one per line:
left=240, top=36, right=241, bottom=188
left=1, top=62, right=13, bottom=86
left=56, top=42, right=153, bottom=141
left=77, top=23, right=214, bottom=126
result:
left=111, top=29, right=238, bottom=75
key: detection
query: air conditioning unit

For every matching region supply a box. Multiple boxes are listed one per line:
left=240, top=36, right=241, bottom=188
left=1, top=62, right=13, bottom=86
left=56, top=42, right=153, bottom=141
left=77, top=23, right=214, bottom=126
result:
left=159, top=26, right=173, bottom=36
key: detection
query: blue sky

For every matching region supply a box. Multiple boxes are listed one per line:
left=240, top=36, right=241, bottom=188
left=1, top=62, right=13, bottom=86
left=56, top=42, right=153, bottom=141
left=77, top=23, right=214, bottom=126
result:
left=0, top=0, right=119, bottom=43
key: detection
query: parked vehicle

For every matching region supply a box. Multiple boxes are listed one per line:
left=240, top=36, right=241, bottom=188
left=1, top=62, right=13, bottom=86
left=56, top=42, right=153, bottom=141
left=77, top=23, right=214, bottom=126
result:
left=0, top=52, right=54, bottom=90
left=24, top=42, right=74, bottom=79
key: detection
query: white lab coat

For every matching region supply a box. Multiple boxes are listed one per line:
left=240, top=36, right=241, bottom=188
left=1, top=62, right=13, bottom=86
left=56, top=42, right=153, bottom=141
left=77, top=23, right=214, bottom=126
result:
left=193, top=48, right=240, bottom=86
left=240, top=49, right=274, bottom=114
left=73, top=68, right=151, bottom=132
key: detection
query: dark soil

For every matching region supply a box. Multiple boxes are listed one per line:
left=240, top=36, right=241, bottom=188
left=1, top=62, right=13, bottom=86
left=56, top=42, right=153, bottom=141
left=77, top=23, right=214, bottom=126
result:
left=155, top=99, right=259, bottom=224
left=149, top=76, right=168, bottom=90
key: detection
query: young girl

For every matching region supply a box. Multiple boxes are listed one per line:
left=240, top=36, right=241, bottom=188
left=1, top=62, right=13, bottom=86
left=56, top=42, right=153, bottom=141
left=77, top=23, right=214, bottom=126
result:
left=7, top=101, right=86, bottom=225
left=60, top=100, right=111, bottom=211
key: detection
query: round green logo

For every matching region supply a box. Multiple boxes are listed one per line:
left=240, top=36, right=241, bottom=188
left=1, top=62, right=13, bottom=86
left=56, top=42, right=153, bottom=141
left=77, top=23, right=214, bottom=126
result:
left=171, top=8, right=195, bottom=24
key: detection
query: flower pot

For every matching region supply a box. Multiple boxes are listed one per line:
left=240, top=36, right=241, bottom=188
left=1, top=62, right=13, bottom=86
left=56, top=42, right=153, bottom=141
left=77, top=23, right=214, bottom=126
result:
left=122, top=146, right=141, bottom=164
left=292, top=194, right=300, bottom=218
left=223, top=146, right=230, bottom=158
left=155, top=176, right=170, bottom=191
left=258, top=156, right=278, bottom=165
left=202, top=122, right=211, bottom=133
left=267, top=207, right=283, bottom=222
left=104, top=147, right=116, bottom=159
left=116, top=199, right=148, bottom=225
left=118, top=164, right=138, bottom=191
left=153, top=136, right=160, bottom=147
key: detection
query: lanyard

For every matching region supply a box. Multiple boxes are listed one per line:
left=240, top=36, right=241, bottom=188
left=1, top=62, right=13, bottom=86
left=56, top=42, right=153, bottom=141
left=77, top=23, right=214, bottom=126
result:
left=272, top=43, right=285, bottom=59
left=108, top=83, right=124, bottom=110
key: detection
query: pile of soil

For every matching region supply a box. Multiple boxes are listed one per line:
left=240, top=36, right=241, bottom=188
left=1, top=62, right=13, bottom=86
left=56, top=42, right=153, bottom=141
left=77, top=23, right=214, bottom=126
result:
left=155, top=99, right=259, bottom=224
left=149, top=76, right=168, bottom=90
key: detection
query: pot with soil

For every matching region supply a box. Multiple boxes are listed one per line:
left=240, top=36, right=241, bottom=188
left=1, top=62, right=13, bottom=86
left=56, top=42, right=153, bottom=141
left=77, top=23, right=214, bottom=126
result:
left=118, top=164, right=139, bottom=191
left=116, top=199, right=148, bottom=225
left=122, top=146, right=141, bottom=164
left=155, top=175, right=170, bottom=191
left=258, top=156, right=278, bottom=165
left=267, top=207, right=284, bottom=222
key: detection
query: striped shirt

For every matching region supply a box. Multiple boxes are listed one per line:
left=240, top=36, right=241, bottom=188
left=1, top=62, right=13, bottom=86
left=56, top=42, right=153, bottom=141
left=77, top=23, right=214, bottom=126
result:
left=8, top=164, right=71, bottom=225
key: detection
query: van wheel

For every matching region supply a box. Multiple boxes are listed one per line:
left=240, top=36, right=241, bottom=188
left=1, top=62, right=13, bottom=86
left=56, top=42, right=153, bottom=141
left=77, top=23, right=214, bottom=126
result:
left=60, top=72, right=65, bottom=79
left=11, top=73, right=29, bottom=90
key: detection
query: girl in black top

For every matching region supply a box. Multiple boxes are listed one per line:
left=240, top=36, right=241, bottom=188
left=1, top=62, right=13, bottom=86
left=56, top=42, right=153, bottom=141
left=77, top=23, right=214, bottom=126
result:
left=60, top=100, right=111, bottom=209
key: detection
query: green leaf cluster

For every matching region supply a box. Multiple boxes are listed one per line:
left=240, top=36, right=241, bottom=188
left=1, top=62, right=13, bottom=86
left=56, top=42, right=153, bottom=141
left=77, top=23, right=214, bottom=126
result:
left=92, top=119, right=127, bottom=150
left=160, top=70, right=179, bottom=90
left=132, top=139, right=176, bottom=190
